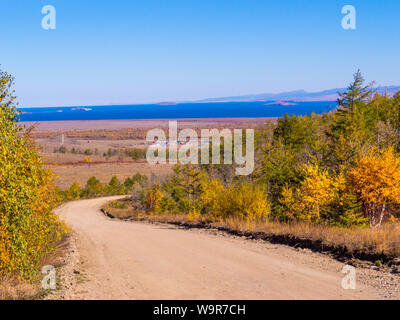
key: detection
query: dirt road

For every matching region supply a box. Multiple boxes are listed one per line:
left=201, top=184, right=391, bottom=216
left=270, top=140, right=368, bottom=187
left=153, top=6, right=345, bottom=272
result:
left=55, top=197, right=382, bottom=300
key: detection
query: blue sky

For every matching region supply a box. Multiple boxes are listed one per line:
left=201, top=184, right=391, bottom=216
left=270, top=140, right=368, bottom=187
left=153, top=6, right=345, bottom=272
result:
left=0, top=0, right=399, bottom=107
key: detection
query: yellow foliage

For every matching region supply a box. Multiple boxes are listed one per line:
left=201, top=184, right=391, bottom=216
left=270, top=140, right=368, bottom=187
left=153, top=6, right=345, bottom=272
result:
left=144, top=183, right=164, bottom=214
left=201, top=179, right=270, bottom=222
left=0, top=114, right=67, bottom=278
left=227, top=183, right=270, bottom=222
left=277, top=184, right=298, bottom=220
left=200, top=178, right=227, bottom=219
left=187, top=208, right=201, bottom=221
left=297, top=164, right=334, bottom=222
left=277, top=165, right=368, bottom=227
left=0, top=69, right=67, bottom=279
left=348, top=147, right=400, bottom=227
left=84, top=156, right=92, bottom=167
left=66, top=181, right=81, bottom=200
left=276, top=148, right=400, bottom=227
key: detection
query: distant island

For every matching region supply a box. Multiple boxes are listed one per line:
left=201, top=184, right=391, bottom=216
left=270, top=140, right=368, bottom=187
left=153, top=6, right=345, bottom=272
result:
left=264, top=101, right=297, bottom=106
left=156, top=102, right=179, bottom=106
left=71, top=107, right=92, bottom=111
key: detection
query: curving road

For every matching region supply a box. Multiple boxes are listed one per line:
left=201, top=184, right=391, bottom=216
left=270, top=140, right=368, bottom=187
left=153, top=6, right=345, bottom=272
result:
left=56, top=197, right=381, bottom=300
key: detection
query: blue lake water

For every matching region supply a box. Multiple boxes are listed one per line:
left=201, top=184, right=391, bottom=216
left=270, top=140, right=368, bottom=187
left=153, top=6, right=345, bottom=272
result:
left=19, top=101, right=337, bottom=122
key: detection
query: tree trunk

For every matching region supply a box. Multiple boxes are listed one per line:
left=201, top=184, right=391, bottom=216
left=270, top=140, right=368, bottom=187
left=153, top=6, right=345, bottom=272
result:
left=378, top=203, right=386, bottom=227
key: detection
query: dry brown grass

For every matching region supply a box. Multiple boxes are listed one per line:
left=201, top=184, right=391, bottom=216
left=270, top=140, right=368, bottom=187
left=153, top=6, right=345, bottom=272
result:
left=217, top=218, right=400, bottom=258
left=102, top=198, right=136, bottom=219
left=31, top=128, right=148, bottom=140
left=0, top=236, right=69, bottom=300
left=0, top=275, right=39, bottom=300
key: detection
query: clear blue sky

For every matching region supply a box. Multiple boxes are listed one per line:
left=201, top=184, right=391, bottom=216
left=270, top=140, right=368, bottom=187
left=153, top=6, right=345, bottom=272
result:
left=1, top=0, right=399, bottom=107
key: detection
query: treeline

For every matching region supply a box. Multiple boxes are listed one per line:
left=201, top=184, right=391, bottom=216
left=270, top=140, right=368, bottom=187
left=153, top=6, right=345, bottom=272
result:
left=103, top=147, right=146, bottom=160
left=53, top=146, right=147, bottom=160
left=54, top=146, right=99, bottom=155
left=59, top=173, right=148, bottom=201
left=133, top=71, right=400, bottom=228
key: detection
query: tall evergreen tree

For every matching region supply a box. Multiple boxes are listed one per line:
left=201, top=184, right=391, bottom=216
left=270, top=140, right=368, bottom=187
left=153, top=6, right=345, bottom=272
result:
left=331, top=70, right=373, bottom=138
left=337, top=69, right=372, bottom=111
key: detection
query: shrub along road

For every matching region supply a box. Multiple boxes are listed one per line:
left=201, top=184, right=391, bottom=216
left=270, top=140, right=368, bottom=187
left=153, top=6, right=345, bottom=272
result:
left=55, top=197, right=384, bottom=299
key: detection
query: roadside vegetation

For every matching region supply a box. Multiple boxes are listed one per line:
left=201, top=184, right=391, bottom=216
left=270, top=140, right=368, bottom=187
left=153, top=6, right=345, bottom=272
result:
left=100, top=70, right=400, bottom=262
left=0, top=69, right=67, bottom=284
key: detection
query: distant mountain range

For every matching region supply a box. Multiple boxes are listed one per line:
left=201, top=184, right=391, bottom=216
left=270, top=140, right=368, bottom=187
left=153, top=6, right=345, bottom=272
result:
left=193, top=86, right=400, bottom=103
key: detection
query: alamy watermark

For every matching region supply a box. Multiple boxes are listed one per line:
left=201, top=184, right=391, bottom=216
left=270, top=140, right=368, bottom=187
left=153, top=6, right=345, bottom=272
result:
left=146, top=121, right=254, bottom=176
left=40, top=5, right=356, bottom=31
left=42, top=265, right=56, bottom=290
left=341, top=5, right=356, bottom=30
left=341, top=265, right=356, bottom=290
left=41, top=5, right=56, bottom=30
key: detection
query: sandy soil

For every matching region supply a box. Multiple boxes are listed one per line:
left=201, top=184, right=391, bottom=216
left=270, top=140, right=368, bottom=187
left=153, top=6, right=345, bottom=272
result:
left=49, top=197, right=389, bottom=300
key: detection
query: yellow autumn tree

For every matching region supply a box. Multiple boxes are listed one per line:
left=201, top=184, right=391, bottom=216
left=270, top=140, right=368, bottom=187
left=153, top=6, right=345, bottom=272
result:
left=296, top=164, right=334, bottom=223
left=66, top=181, right=82, bottom=200
left=200, top=178, right=227, bottom=219
left=0, top=69, right=67, bottom=279
left=226, top=182, right=271, bottom=222
left=277, top=170, right=367, bottom=227
left=84, top=156, right=92, bottom=167
left=348, top=147, right=400, bottom=227
left=276, top=184, right=299, bottom=222
left=198, top=177, right=271, bottom=222
left=144, top=183, right=164, bottom=214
